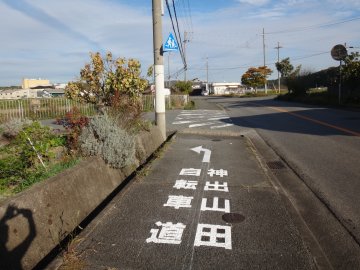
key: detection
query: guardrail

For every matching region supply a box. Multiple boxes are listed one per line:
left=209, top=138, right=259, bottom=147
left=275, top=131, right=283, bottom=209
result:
left=0, top=95, right=189, bottom=121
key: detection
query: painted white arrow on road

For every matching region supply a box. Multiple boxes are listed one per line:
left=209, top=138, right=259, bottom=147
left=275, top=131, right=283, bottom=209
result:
left=191, top=146, right=211, bottom=163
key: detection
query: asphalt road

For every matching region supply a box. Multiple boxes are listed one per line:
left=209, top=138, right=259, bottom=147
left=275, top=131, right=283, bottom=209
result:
left=192, top=96, right=360, bottom=245
left=49, top=96, right=360, bottom=269
left=67, top=133, right=316, bottom=269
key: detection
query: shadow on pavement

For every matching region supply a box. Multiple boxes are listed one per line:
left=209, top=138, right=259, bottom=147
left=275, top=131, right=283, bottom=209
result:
left=218, top=98, right=360, bottom=137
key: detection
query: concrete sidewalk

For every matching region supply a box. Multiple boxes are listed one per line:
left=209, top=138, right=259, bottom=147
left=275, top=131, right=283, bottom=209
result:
left=52, top=131, right=318, bottom=269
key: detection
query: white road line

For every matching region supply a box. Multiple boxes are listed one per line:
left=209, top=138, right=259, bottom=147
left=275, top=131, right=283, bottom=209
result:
left=189, top=122, right=215, bottom=128
left=211, top=124, right=234, bottom=129
left=207, top=117, right=230, bottom=121
left=173, top=121, right=196, bottom=125
left=172, top=110, right=234, bottom=130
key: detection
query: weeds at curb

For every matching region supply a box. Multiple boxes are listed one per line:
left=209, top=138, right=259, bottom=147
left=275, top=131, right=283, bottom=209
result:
left=136, top=166, right=151, bottom=179
left=135, top=133, right=175, bottom=180
left=58, top=236, right=86, bottom=270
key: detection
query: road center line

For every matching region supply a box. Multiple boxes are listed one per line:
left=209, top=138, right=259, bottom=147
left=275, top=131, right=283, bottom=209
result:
left=267, top=105, right=360, bottom=137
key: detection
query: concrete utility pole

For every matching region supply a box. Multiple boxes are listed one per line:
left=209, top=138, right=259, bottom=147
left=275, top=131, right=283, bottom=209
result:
left=262, top=28, right=267, bottom=94
left=275, top=42, right=283, bottom=93
left=167, top=52, right=171, bottom=88
left=184, top=31, right=189, bottom=81
left=206, top=56, right=209, bottom=83
left=152, top=0, right=166, bottom=140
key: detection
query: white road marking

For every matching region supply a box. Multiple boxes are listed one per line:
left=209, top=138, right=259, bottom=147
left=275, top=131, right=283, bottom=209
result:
left=173, top=120, right=196, bottom=124
left=146, top=222, right=186, bottom=245
left=172, top=110, right=233, bottom=130
left=211, top=124, right=234, bottom=129
left=207, top=117, right=230, bottom=121
left=191, top=146, right=212, bottom=163
left=194, top=224, right=232, bottom=250
left=173, top=180, right=198, bottom=190
left=189, top=122, right=215, bottom=128
left=163, top=195, right=194, bottom=209
left=179, top=168, right=202, bottom=176
left=201, top=197, right=230, bottom=213
left=204, top=181, right=229, bottom=192
left=207, top=169, right=228, bottom=177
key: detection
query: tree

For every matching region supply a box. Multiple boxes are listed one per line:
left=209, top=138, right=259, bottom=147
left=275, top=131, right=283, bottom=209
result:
left=343, top=52, right=360, bottom=81
left=342, top=52, right=360, bottom=96
left=173, top=81, right=193, bottom=94
left=241, top=66, right=272, bottom=90
left=65, top=52, right=149, bottom=106
left=275, top=57, right=294, bottom=77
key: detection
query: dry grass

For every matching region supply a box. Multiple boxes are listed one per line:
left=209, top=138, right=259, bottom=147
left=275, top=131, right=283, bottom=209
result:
left=59, top=238, right=86, bottom=270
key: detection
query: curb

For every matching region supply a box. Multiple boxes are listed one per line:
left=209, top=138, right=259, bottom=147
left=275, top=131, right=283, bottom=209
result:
left=0, top=126, right=165, bottom=270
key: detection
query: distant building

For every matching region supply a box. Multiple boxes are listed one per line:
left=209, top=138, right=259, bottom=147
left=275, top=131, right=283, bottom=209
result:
left=210, top=82, right=244, bottom=95
left=22, top=78, right=51, bottom=89
left=0, top=88, right=65, bottom=100
left=0, top=89, right=37, bottom=99
left=43, top=89, right=65, bottom=97
left=54, top=83, right=67, bottom=89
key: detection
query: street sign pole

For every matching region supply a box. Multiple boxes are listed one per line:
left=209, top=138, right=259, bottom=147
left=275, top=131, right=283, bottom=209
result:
left=331, top=44, right=348, bottom=105
left=339, top=60, right=342, bottom=104
left=152, top=0, right=166, bottom=141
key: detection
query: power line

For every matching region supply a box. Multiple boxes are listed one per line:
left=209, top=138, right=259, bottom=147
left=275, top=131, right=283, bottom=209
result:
left=267, top=16, right=360, bottom=35
left=187, top=51, right=330, bottom=71
left=291, top=51, right=329, bottom=61
left=172, top=0, right=184, bottom=58
left=178, top=0, right=193, bottom=35
left=165, top=0, right=186, bottom=67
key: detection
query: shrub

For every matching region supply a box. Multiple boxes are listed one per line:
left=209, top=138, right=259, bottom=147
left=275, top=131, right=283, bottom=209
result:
left=59, top=107, right=89, bottom=151
left=79, top=113, right=135, bottom=168
left=173, top=81, right=193, bottom=94
left=108, top=91, right=143, bottom=132
left=0, top=121, right=69, bottom=194
left=0, top=118, right=33, bottom=139
left=14, top=121, right=58, bottom=168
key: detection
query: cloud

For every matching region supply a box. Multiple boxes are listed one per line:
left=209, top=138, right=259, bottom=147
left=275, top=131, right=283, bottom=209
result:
left=1, top=0, right=103, bottom=51
left=0, top=0, right=153, bottom=85
left=0, top=0, right=359, bottom=85
left=237, top=0, right=271, bottom=6
left=180, top=1, right=360, bottom=82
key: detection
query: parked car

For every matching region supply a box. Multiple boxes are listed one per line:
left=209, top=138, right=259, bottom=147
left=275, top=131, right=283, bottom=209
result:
left=201, top=90, right=209, bottom=96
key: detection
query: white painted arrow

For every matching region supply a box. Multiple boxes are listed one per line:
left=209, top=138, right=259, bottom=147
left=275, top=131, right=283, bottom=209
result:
left=191, top=146, right=211, bottom=163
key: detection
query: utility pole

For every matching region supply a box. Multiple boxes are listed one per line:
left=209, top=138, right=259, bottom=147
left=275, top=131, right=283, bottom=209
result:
left=262, top=28, right=267, bottom=94
left=183, top=31, right=189, bottom=81
left=167, top=52, right=171, bottom=88
left=206, top=56, right=209, bottom=83
left=275, top=42, right=282, bottom=93
left=152, top=0, right=166, bottom=140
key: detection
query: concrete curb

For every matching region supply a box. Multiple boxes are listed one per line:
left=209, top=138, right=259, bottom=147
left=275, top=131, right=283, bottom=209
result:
left=0, top=126, right=164, bottom=270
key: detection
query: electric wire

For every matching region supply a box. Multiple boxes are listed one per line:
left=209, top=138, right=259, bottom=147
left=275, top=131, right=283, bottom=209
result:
left=165, top=0, right=186, bottom=68
left=266, top=16, right=360, bottom=35
left=172, top=0, right=187, bottom=67
left=187, top=51, right=330, bottom=71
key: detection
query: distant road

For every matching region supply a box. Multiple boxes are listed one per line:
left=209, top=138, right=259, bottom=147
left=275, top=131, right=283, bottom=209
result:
left=194, top=95, right=360, bottom=243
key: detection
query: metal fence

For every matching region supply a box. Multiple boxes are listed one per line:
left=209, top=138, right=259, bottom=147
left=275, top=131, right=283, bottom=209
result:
left=0, top=98, right=96, bottom=122
left=141, top=94, right=189, bottom=111
left=0, top=95, right=189, bottom=122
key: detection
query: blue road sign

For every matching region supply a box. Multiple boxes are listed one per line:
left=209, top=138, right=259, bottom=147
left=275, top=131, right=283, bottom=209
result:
left=164, top=33, right=179, bottom=52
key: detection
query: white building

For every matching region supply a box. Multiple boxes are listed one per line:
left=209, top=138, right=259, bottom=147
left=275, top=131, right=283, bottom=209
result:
left=210, top=82, right=244, bottom=95
left=0, top=89, right=38, bottom=99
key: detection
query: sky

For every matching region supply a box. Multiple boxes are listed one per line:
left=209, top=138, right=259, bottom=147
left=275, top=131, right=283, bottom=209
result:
left=0, top=0, right=359, bottom=86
